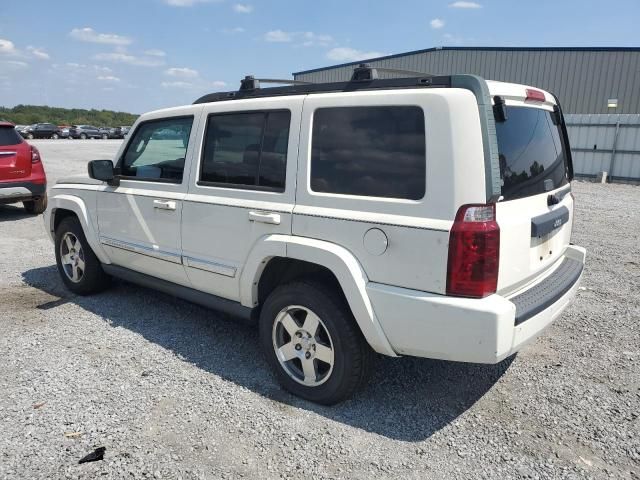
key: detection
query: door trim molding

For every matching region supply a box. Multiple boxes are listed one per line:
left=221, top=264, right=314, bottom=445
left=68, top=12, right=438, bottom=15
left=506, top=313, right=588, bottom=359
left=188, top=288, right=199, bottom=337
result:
left=99, top=236, right=182, bottom=264
left=183, top=256, right=237, bottom=277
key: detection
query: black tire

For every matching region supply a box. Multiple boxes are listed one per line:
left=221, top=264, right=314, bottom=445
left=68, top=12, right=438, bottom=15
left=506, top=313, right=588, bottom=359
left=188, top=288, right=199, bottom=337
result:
left=54, top=216, right=111, bottom=295
left=259, top=281, right=372, bottom=405
left=27, top=133, right=34, bottom=139
left=102, top=134, right=108, bottom=140
left=23, top=193, right=47, bottom=214
left=51, top=133, right=59, bottom=139
left=80, top=133, right=87, bottom=140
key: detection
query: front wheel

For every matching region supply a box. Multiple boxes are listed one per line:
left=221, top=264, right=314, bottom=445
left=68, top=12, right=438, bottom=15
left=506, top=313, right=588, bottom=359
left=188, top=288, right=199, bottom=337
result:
left=23, top=193, right=47, bottom=214
left=55, top=217, right=111, bottom=295
left=102, top=133, right=108, bottom=139
left=80, top=133, right=87, bottom=140
left=26, top=133, right=34, bottom=139
left=259, top=281, right=372, bottom=405
left=51, top=133, right=59, bottom=139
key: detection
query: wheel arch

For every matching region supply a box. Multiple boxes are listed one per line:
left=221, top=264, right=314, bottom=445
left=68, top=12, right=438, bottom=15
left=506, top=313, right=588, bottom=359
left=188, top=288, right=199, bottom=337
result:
left=241, top=234, right=397, bottom=357
left=48, top=194, right=111, bottom=264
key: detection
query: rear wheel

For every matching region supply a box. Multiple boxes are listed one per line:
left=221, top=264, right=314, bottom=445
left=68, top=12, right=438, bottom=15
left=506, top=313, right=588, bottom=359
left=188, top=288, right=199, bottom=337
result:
left=51, top=133, right=59, bottom=139
left=80, top=133, right=87, bottom=140
left=23, top=193, right=47, bottom=214
left=259, top=281, right=372, bottom=405
left=101, top=133, right=108, bottom=140
left=55, top=216, right=110, bottom=295
left=27, top=133, right=34, bottom=139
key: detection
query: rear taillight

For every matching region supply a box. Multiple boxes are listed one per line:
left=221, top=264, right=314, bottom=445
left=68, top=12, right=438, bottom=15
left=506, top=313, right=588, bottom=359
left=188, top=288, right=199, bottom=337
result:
left=31, top=145, right=41, bottom=163
left=446, top=204, right=500, bottom=298
left=525, top=88, right=546, bottom=102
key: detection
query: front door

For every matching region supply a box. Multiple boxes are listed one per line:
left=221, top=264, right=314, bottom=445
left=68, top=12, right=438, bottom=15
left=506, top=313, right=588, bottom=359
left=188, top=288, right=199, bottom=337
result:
left=97, top=111, right=199, bottom=286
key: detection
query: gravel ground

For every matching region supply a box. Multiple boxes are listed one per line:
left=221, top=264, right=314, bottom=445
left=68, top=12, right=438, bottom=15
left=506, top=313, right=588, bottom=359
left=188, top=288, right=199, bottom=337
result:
left=0, top=140, right=638, bottom=479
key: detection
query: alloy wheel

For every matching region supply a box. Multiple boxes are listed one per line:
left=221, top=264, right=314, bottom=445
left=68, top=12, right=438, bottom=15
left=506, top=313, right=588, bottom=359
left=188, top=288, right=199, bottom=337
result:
left=59, top=232, right=86, bottom=283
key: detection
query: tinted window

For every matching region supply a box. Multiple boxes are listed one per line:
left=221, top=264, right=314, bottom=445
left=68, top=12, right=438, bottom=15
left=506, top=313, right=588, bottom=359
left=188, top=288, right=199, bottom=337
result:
left=496, top=106, right=568, bottom=200
left=0, top=127, right=22, bottom=146
left=200, top=111, right=290, bottom=191
left=310, top=106, right=426, bottom=200
left=120, top=117, right=193, bottom=182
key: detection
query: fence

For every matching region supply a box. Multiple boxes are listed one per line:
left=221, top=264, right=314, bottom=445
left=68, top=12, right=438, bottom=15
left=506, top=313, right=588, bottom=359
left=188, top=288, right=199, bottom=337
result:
left=565, top=114, right=640, bottom=183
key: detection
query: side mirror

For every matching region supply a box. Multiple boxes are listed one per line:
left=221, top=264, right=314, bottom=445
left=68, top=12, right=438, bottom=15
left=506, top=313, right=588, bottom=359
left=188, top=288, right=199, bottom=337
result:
left=88, top=159, right=118, bottom=186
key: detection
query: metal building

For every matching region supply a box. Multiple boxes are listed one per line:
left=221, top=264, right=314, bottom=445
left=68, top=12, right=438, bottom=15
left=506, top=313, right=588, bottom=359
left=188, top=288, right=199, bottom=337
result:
left=293, top=47, right=640, bottom=115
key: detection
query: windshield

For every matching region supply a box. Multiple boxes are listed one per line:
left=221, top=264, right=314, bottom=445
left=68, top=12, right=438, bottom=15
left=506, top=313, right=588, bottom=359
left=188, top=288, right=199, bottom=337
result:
left=496, top=106, right=568, bottom=200
left=0, top=126, right=23, bottom=146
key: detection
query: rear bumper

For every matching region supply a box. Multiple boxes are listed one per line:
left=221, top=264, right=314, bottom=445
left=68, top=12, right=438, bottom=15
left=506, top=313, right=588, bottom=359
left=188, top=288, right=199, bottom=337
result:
left=0, top=181, right=46, bottom=204
left=368, top=245, right=586, bottom=363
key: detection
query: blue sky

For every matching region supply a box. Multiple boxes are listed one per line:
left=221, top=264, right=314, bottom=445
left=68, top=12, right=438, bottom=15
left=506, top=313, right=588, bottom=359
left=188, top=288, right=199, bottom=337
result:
left=1, top=0, right=638, bottom=114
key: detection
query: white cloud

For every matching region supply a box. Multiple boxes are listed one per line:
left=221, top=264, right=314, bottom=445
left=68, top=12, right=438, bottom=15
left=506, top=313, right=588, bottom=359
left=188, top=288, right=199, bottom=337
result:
left=210, top=80, right=226, bottom=88
left=61, top=62, right=113, bottom=74
left=69, top=27, right=132, bottom=46
left=161, top=81, right=194, bottom=88
left=264, top=30, right=292, bottom=42
left=0, top=60, right=28, bottom=70
left=165, top=67, right=199, bottom=78
left=222, top=27, right=245, bottom=34
left=264, top=30, right=333, bottom=47
left=27, top=46, right=50, bottom=60
left=301, top=32, right=334, bottom=47
left=449, top=1, right=482, bottom=8
left=326, top=47, right=386, bottom=62
left=97, top=75, right=121, bottom=82
left=430, top=18, right=445, bottom=29
left=144, top=49, right=166, bottom=57
left=93, top=52, right=165, bottom=67
left=233, top=3, right=253, bottom=13
left=0, top=38, right=18, bottom=56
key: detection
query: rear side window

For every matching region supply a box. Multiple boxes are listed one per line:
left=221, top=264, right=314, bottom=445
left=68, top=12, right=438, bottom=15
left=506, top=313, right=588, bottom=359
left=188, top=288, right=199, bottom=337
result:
left=310, top=106, right=426, bottom=200
left=200, top=110, right=290, bottom=191
left=0, top=127, right=23, bottom=146
left=119, top=116, right=193, bottom=182
left=496, top=106, right=568, bottom=200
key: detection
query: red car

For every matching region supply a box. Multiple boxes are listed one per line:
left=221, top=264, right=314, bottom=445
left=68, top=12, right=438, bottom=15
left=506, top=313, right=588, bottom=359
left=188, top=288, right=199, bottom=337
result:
left=0, top=122, right=47, bottom=214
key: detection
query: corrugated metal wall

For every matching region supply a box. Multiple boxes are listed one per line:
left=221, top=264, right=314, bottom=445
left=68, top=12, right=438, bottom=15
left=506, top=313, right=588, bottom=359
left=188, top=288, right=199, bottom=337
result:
left=566, top=114, right=640, bottom=181
left=293, top=48, right=640, bottom=114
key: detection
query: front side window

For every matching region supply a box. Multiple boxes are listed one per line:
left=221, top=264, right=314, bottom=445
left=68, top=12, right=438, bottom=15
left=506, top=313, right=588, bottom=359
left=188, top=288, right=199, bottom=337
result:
left=310, top=106, right=426, bottom=200
left=200, top=110, right=290, bottom=191
left=119, top=116, right=193, bottom=182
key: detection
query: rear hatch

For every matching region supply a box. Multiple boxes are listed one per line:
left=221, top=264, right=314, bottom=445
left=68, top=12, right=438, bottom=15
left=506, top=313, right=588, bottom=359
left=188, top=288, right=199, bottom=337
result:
left=489, top=84, right=574, bottom=295
left=0, top=125, right=31, bottom=182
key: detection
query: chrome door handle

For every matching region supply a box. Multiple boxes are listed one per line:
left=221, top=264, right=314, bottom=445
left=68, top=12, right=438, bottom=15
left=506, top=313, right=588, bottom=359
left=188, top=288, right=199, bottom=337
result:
left=248, top=211, right=281, bottom=225
left=153, top=200, right=176, bottom=211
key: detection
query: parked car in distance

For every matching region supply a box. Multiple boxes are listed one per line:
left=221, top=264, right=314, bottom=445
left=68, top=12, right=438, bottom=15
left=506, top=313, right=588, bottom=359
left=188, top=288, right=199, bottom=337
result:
left=20, top=123, right=63, bottom=139
left=45, top=71, right=586, bottom=405
left=57, top=125, right=71, bottom=139
left=69, top=125, right=102, bottom=139
left=107, top=126, right=130, bottom=139
left=0, top=122, right=47, bottom=213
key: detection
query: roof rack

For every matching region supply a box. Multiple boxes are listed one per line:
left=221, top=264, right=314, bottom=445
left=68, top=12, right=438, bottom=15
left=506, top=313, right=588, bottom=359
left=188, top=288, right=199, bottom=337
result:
left=193, top=65, right=447, bottom=104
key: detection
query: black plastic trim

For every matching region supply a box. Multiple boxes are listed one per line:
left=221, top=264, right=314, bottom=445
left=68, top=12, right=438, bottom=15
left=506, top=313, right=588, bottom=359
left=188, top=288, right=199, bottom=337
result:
left=0, top=181, right=46, bottom=195
left=511, top=257, right=583, bottom=326
left=102, top=264, right=254, bottom=321
left=531, top=206, right=570, bottom=237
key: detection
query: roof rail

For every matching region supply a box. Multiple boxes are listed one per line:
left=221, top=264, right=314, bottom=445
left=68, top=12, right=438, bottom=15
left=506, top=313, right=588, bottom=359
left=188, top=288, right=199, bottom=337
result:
left=350, top=64, right=435, bottom=81
left=193, top=65, right=446, bottom=104
left=239, top=75, right=314, bottom=91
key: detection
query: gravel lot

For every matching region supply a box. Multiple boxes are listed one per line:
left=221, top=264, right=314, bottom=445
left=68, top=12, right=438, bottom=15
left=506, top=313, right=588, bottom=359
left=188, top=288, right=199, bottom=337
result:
left=0, top=140, right=638, bottom=479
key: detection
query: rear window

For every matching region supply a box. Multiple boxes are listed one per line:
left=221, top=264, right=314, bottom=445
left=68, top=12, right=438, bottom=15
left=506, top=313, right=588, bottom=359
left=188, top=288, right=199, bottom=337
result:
left=311, top=106, right=426, bottom=200
left=496, top=106, right=568, bottom=200
left=0, top=127, right=23, bottom=146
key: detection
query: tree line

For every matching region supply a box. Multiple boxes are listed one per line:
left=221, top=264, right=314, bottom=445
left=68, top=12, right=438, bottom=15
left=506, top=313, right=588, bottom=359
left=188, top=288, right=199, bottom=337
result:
left=0, top=105, right=138, bottom=127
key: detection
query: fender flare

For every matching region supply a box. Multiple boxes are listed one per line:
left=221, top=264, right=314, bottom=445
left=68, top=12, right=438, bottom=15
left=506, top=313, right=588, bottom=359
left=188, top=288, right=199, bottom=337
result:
left=241, top=234, right=397, bottom=357
left=47, top=193, right=111, bottom=264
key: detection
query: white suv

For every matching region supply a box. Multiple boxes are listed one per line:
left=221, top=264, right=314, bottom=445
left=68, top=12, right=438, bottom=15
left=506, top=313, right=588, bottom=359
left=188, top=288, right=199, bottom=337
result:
left=44, top=69, right=585, bottom=405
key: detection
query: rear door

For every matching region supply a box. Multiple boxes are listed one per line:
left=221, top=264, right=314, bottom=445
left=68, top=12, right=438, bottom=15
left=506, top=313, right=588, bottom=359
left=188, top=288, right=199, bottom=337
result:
left=0, top=126, right=31, bottom=182
left=492, top=91, right=574, bottom=294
